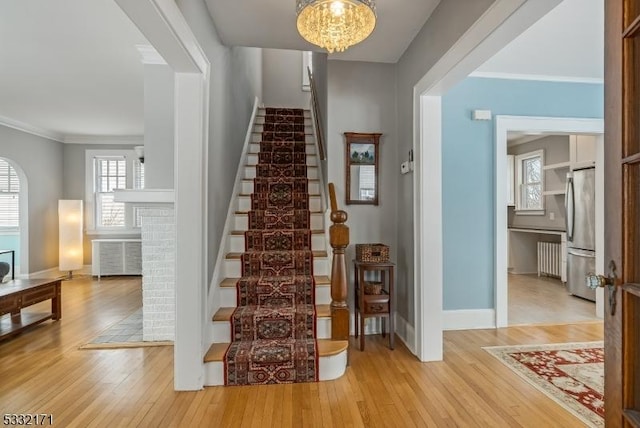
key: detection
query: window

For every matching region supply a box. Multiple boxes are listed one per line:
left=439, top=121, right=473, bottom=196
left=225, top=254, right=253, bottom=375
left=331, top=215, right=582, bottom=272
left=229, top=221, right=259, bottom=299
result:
left=0, top=159, right=19, bottom=230
left=515, top=150, right=544, bottom=214
left=85, top=150, right=144, bottom=233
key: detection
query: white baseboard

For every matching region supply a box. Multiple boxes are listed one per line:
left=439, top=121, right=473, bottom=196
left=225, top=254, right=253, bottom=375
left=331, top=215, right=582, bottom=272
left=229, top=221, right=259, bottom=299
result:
left=349, top=313, right=383, bottom=336
left=443, top=309, right=496, bottom=331
left=394, top=314, right=416, bottom=354
left=27, top=265, right=92, bottom=279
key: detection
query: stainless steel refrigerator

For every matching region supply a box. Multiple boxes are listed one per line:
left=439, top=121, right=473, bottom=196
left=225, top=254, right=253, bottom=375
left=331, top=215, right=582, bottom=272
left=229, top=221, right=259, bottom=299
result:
left=565, top=167, right=596, bottom=301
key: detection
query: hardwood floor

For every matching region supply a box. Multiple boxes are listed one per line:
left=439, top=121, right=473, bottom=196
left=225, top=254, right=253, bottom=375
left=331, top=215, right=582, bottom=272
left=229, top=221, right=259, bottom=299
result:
left=508, top=273, right=601, bottom=325
left=0, top=275, right=603, bottom=427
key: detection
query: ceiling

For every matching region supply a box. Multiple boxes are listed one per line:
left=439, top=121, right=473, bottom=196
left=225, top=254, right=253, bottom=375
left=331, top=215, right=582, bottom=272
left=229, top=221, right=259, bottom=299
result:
left=204, top=0, right=440, bottom=63
left=0, top=0, right=148, bottom=140
left=0, top=0, right=603, bottom=141
left=475, top=0, right=604, bottom=81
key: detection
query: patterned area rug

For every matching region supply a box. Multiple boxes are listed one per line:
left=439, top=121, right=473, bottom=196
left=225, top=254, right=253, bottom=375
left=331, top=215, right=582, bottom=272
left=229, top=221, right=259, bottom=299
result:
left=483, top=342, right=604, bottom=427
left=224, top=107, right=318, bottom=385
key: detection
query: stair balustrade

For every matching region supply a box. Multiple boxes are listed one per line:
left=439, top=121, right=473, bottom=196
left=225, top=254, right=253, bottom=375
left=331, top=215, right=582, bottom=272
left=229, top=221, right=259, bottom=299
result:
left=328, top=183, right=349, bottom=340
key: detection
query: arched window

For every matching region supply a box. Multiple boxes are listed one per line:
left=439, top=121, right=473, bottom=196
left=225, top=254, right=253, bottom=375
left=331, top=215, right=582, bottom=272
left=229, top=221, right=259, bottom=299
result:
left=0, top=159, right=19, bottom=229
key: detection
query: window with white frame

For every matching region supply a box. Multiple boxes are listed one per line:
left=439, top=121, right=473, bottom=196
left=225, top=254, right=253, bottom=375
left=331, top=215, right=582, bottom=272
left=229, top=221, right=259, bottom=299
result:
left=515, top=149, right=544, bottom=214
left=86, top=150, right=144, bottom=233
left=0, top=159, right=19, bottom=230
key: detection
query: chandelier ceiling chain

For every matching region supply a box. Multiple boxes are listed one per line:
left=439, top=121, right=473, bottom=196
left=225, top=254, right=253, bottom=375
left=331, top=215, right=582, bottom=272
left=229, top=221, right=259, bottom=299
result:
left=296, top=0, right=377, bottom=53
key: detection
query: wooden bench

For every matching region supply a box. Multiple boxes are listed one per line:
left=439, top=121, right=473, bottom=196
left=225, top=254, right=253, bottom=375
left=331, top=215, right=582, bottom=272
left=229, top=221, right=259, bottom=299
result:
left=0, top=278, right=62, bottom=341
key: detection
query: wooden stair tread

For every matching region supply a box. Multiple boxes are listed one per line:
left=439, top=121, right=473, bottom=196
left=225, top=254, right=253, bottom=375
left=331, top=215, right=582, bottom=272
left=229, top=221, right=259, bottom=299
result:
left=212, top=304, right=331, bottom=322
left=245, top=164, right=317, bottom=168
left=220, top=275, right=330, bottom=288
left=242, top=178, right=320, bottom=182
left=204, top=339, right=348, bottom=363
left=226, top=250, right=327, bottom=259
left=230, top=229, right=323, bottom=235
left=238, top=193, right=321, bottom=197
left=234, top=210, right=323, bottom=215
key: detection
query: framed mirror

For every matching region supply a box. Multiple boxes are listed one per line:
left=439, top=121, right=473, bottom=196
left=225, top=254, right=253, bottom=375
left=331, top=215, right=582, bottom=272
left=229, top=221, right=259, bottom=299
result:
left=344, top=132, right=382, bottom=205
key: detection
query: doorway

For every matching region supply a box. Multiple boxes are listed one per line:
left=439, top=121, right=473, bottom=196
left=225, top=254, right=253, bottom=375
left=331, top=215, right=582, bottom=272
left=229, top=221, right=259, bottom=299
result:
left=494, top=116, right=604, bottom=327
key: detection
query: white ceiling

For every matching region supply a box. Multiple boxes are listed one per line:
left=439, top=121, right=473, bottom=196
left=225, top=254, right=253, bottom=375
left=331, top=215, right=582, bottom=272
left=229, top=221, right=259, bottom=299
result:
left=0, top=0, right=603, bottom=141
left=475, top=0, right=604, bottom=81
left=0, top=0, right=148, bottom=140
left=204, top=0, right=440, bottom=63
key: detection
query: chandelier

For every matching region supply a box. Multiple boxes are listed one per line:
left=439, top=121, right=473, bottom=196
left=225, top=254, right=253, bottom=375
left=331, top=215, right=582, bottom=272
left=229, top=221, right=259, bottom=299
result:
left=296, top=0, right=377, bottom=53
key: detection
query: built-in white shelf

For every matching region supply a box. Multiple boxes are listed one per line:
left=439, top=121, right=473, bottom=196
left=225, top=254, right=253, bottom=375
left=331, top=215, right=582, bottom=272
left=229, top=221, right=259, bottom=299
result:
left=113, top=189, right=174, bottom=204
left=542, top=189, right=566, bottom=196
left=543, top=161, right=571, bottom=171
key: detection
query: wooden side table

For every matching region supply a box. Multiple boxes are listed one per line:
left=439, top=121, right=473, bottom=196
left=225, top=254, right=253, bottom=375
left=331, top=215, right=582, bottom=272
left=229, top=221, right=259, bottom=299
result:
left=353, top=260, right=394, bottom=351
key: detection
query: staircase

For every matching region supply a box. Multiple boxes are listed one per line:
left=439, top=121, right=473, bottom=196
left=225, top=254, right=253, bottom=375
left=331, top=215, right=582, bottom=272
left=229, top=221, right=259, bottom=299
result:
left=204, top=107, right=348, bottom=385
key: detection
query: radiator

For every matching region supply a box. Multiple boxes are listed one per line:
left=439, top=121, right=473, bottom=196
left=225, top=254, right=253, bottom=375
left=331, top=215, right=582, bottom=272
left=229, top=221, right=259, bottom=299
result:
left=537, top=241, right=562, bottom=278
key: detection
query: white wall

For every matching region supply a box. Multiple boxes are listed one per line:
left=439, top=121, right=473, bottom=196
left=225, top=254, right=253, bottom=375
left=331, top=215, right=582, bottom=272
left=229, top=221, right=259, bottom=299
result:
left=262, top=49, right=310, bottom=109
left=176, top=0, right=263, bottom=283
left=144, top=64, right=175, bottom=189
left=394, top=0, right=496, bottom=324
left=327, top=60, right=398, bottom=310
left=1, top=125, right=64, bottom=273
left=63, top=143, right=139, bottom=265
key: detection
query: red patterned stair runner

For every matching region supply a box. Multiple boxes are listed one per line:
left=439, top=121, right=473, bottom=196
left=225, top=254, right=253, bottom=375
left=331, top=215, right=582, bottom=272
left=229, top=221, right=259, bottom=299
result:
left=224, top=108, right=318, bottom=385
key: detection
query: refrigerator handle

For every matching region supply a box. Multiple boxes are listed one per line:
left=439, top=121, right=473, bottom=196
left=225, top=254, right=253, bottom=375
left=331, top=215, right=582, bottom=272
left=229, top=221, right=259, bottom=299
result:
left=565, top=175, right=574, bottom=242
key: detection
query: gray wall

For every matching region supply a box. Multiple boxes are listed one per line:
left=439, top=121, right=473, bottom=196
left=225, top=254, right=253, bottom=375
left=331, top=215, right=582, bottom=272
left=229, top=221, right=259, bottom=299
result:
left=508, top=135, right=570, bottom=230
left=63, top=143, right=139, bottom=265
left=0, top=125, right=64, bottom=273
left=262, top=49, right=311, bottom=109
left=312, top=52, right=328, bottom=179
left=394, top=0, right=496, bottom=324
left=144, top=64, right=175, bottom=189
left=177, top=0, right=263, bottom=283
left=327, top=60, right=398, bottom=312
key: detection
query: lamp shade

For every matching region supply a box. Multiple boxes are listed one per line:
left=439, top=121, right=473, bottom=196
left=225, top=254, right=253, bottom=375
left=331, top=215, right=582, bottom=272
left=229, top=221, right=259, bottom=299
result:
left=59, top=200, right=83, bottom=272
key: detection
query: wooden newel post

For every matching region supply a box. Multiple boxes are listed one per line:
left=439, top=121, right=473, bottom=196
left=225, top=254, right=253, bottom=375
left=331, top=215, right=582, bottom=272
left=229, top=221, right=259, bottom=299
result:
left=328, top=183, right=349, bottom=340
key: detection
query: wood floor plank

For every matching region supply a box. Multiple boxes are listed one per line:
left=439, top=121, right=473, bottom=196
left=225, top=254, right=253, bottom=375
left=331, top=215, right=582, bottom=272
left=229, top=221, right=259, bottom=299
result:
left=0, top=275, right=606, bottom=427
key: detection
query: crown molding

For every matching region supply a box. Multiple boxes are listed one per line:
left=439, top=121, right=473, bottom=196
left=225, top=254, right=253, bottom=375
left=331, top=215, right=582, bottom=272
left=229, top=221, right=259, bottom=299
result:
left=63, top=135, right=144, bottom=145
left=470, top=71, right=604, bottom=84
left=136, top=44, right=167, bottom=65
left=0, top=115, right=65, bottom=142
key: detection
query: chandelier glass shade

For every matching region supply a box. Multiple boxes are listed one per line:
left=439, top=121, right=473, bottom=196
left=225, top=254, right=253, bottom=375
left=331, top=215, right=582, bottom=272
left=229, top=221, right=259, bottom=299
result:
left=296, top=0, right=377, bottom=53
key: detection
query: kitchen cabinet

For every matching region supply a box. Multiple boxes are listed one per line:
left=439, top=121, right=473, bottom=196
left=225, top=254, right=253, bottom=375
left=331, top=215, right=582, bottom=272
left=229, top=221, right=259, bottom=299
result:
left=570, top=135, right=596, bottom=170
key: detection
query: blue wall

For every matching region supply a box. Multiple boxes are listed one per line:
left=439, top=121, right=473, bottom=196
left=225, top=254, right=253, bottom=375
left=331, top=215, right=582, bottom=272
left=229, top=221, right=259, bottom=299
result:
left=441, top=77, right=604, bottom=310
left=0, top=233, right=19, bottom=272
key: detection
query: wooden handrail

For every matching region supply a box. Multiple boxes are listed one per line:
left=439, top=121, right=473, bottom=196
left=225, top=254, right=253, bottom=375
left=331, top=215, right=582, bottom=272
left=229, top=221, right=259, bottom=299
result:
left=308, top=67, right=326, bottom=161
left=328, top=183, right=349, bottom=341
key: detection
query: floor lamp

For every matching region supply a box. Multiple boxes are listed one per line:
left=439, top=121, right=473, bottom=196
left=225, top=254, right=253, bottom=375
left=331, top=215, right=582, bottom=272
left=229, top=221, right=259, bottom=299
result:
left=59, top=200, right=83, bottom=279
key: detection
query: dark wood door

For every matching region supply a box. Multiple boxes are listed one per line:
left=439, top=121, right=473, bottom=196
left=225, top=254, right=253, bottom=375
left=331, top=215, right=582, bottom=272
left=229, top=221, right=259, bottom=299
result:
left=605, top=1, right=640, bottom=425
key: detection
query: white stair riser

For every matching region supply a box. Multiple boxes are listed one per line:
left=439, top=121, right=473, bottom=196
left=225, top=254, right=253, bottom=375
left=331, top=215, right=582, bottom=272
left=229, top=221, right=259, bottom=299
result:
left=244, top=166, right=318, bottom=179
left=241, top=180, right=320, bottom=194
left=238, top=196, right=321, bottom=212
left=224, top=258, right=329, bottom=277
left=203, top=348, right=347, bottom=386
left=220, top=285, right=331, bottom=307
left=234, top=213, right=324, bottom=230
left=212, top=317, right=331, bottom=343
left=250, top=142, right=316, bottom=155
left=246, top=154, right=317, bottom=167
left=229, top=234, right=326, bottom=252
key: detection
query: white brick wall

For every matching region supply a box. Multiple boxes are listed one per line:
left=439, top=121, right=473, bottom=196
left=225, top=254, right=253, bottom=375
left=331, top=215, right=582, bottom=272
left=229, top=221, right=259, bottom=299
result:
left=139, top=206, right=175, bottom=341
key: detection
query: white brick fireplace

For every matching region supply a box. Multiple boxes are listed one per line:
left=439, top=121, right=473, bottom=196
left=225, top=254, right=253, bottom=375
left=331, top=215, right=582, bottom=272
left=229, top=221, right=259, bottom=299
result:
left=115, top=190, right=175, bottom=341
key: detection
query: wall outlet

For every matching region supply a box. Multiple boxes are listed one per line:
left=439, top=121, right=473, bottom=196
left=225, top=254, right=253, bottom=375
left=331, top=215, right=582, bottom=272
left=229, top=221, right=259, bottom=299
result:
left=549, top=212, right=555, bottom=221
left=401, top=161, right=410, bottom=174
